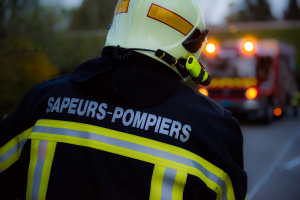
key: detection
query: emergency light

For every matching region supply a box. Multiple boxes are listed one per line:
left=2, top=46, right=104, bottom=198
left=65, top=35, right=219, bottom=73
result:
left=246, top=88, right=257, bottom=100
left=199, top=88, right=208, bottom=96
left=206, top=43, right=216, bottom=54
left=274, top=108, right=282, bottom=116
left=244, top=42, right=254, bottom=52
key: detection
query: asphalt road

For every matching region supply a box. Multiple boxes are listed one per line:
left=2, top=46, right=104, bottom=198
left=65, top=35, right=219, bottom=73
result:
left=240, top=114, right=300, bottom=200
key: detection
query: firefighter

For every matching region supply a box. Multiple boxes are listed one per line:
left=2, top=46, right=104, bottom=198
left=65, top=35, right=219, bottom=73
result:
left=0, top=0, right=247, bottom=199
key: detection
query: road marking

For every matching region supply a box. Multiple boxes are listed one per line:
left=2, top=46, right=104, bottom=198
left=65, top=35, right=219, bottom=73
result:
left=284, top=156, right=300, bottom=170
left=248, top=125, right=300, bottom=200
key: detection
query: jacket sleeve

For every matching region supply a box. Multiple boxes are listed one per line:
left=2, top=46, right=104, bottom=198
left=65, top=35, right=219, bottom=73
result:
left=0, top=84, right=43, bottom=174
left=0, top=84, right=45, bottom=199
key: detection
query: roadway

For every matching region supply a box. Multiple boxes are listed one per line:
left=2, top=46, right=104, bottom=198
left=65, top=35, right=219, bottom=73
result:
left=240, top=113, right=300, bottom=200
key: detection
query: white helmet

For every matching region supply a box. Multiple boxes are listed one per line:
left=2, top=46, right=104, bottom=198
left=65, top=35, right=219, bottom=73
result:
left=105, top=0, right=208, bottom=80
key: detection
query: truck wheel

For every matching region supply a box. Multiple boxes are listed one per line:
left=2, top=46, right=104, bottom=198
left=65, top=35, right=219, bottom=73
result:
left=262, top=104, right=274, bottom=124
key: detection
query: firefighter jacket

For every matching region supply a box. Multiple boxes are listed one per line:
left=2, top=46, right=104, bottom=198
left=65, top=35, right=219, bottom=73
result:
left=0, top=47, right=247, bottom=200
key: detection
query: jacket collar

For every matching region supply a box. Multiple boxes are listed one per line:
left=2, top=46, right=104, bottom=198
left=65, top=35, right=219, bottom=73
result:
left=69, top=47, right=181, bottom=107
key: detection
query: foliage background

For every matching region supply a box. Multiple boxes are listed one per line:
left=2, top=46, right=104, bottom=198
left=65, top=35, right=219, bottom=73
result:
left=0, top=0, right=300, bottom=118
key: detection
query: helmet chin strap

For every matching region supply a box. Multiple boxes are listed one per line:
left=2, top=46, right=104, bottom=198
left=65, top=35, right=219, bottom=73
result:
left=112, top=45, right=211, bottom=86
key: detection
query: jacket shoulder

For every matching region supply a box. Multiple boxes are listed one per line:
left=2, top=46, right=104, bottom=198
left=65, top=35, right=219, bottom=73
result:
left=41, top=74, right=70, bottom=86
left=184, top=85, right=225, bottom=116
left=179, top=84, right=241, bottom=132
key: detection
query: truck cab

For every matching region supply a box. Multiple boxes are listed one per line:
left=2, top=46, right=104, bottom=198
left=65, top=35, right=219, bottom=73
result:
left=200, top=39, right=297, bottom=122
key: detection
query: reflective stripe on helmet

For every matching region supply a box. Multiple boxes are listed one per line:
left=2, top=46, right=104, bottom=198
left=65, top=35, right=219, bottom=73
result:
left=114, top=0, right=130, bottom=15
left=147, top=4, right=194, bottom=36
left=30, top=119, right=236, bottom=200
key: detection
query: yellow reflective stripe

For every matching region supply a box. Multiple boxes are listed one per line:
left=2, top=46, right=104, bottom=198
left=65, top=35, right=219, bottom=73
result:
left=27, top=140, right=40, bottom=200
left=150, top=165, right=186, bottom=200
left=114, top=0, right=130, bottom=15
left=26, top=140, right=57, bottom=200
left=172, top=170, right=187, bottom=200
left=147, top=4, right=194, bottom=36
left=39, top=141, right=57, bottom=200
left=31, top=119, right=235, bottom=200
left=150, top=165, right=165, bottom=200
left=0, top=161, right=5, bottom=172
left=224, top=173, right=235, bottom=200
left=1, top=151, right=19, bottom=171
left=0, top=127, right=33, bottom=172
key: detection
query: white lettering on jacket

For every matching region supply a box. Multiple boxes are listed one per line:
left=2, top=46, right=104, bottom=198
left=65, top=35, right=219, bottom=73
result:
left=46, top=97, right=191, bottom=142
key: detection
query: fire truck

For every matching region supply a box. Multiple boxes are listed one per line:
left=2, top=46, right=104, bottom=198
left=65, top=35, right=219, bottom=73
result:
left=199, top=39, right=297, bottom=123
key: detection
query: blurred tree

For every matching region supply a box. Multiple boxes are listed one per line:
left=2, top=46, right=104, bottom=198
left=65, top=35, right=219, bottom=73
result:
left=284, top=0, right=300, bottom=20
left=227, top=0, right=276, bottom=23
left=0, top=39, right=58, bottom=117
left=69, top=0, right=118, bottom=30
left=0, top=0, right=40, bottom=38
left=0, top=1, right=61, bottom=118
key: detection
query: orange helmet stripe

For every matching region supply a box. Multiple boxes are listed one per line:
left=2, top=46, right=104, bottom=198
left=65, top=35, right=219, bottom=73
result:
left=147, top=4, right=194, bottom=36
left=115, top=0, right=130, bottom=15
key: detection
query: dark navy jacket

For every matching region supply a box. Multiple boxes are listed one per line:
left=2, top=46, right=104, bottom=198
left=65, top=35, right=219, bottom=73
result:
left=0, top=48, right=247, bottom=200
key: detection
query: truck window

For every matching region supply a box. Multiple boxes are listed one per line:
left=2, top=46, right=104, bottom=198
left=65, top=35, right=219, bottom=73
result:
left=256, top=56, right=272, bottom=82
left=208, top=56, right=256, bottom=78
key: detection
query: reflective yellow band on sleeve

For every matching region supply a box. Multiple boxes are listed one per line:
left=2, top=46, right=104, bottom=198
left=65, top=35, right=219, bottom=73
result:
left=0, top=162, right=5, bottom=172
left=26, top=140, right=57, bottom=200
left=0, top=127, right=33, bottom=172
left=147, top=4, right=194, bottom=36
left=30, top=119, right=235, bottom=200
left=114, top=0, right=130, bottom=15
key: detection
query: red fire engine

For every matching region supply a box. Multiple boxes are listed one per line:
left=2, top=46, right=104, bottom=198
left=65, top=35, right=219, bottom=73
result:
left=200, top=39, right=297, bottom=123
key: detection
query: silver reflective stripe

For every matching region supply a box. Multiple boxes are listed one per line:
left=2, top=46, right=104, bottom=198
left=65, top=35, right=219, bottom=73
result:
left=32, top=140, right=48, bottom=200
left=33, top=126, right=227, bottom=199
left=161, top=168, right=177, bottom=200
left=0, top=138, right=28, bottom=163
